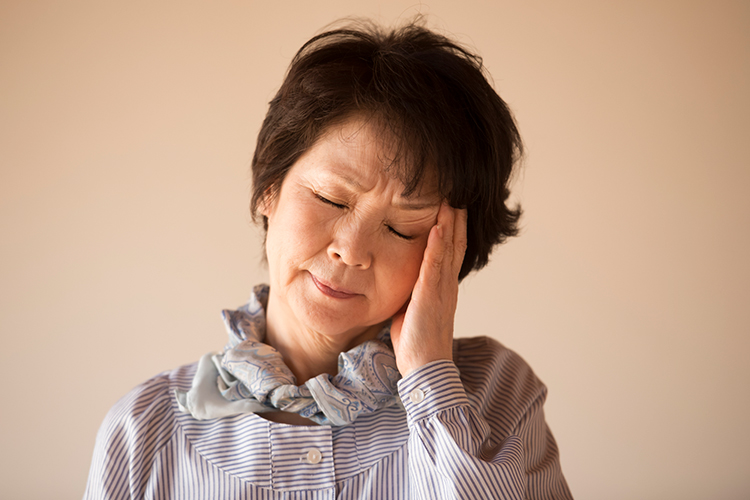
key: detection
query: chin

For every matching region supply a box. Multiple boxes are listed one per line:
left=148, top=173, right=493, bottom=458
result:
left=289, top=293, right=360, bottom=335
left=297, top=301, right=397, bottom=348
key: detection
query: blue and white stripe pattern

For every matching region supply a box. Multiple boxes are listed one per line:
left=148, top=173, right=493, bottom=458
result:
left=85, top=337, right=572, bottom=499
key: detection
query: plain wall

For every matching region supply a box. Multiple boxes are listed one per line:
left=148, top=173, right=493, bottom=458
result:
left=1, top=1, right=748, bottom=498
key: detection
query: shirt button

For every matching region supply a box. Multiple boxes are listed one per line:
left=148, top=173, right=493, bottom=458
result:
left=409, top=388, right=425, bottom=404
left=305, top=448, right=322, bottom=464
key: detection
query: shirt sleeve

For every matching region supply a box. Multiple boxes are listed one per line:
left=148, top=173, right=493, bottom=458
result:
left=84, top=373, right=175, bottom=500
left=397, top=357, right=572, bottom=500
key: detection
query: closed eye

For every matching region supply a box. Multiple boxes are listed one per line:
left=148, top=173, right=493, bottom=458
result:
left=316, top=194, right=347, bottom=209
left=317, top=193, right=414, bottom=240
left=386, top=225, right=415, bottom=241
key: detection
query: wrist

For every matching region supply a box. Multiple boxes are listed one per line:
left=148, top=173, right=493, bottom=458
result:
left=398, top=352, right=453, bottom=378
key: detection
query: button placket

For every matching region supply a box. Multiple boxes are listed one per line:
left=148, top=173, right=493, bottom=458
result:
left=269, top=421, right=335, bottom=490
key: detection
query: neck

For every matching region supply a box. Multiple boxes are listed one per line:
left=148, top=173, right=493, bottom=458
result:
left=264, top=291, right=381, bottom=384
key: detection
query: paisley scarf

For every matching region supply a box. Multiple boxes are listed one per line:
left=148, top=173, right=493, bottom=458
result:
left=175, top=285, right=402, bottom=426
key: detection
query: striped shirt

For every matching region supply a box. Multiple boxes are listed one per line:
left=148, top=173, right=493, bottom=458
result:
left=84, top=337, right=572, bottom=499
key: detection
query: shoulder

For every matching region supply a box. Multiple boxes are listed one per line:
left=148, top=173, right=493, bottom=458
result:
left=85, top=363, right=197, bottom=498
left=94, top=363, right=197, bottom=455
left=107, top=363, right=194, bottom=424
left=453, top=337, right=547, bottom=433
left=453, top=336, right=543, bottom=393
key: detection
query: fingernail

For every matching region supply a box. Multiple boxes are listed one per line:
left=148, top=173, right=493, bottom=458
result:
left=436, top=224, right=443, bottom=238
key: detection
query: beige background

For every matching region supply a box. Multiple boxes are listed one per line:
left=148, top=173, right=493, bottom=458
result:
left=2, top=1, right=749, bottom=498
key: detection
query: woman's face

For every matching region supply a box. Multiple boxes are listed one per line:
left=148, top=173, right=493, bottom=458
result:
left=262, top=118, right=441, bottom=344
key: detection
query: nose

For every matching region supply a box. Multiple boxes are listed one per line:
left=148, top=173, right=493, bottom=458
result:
left=327, top=221, right=373, bottom=269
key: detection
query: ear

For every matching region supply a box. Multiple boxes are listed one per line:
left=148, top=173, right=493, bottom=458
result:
left=258, top=188, right=276, bottom=218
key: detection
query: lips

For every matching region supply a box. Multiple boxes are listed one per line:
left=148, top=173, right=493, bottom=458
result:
left=310, top=273, right=359, bottom=299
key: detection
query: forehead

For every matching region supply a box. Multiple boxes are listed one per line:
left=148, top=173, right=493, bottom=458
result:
left=306, top=117, right=439, bottom=200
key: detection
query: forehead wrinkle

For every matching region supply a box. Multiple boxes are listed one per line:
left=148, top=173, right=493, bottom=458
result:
left=321, top=118, right=439, bottom=210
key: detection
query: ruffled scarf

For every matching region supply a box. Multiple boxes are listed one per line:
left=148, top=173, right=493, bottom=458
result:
left=175, top=285, right=402, bottom=426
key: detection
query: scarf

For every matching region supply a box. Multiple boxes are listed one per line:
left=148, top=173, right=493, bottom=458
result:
left=175, top=285, right=402, bottom=426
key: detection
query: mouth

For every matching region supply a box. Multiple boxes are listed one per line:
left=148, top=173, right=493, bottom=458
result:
left=310, top=273, right=360, bottom=300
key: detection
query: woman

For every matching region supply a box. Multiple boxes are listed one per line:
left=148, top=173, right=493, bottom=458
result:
left=85, top=21, right=573, bottom=499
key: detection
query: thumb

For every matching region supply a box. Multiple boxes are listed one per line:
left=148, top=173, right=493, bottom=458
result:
left=389, top=299, right=409, bottom=345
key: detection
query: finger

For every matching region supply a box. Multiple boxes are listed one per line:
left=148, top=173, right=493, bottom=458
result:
left=437, top=201, right=454, bottom=244
left=389, top=311, right=404, bottom=343
left=419, top=221, right=445, bottom=288
left=437, top=202, right=455, bottom=268
left=452, top=208, right=468, bottom=272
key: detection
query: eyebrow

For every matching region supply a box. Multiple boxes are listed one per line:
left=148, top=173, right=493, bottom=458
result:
left=328, top=170, right=438, bottom=211
left=393, top=200, right=439, bottom=211
left=335, top=172, right=364, bottom=190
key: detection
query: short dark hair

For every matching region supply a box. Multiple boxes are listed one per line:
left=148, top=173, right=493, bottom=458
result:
left=251, top=20, right=523, bottom=280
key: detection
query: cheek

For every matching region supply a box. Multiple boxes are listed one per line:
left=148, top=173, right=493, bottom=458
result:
left=269, top=203, right=330, bottom=264
left=379, top=244, right=426, bottom=301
